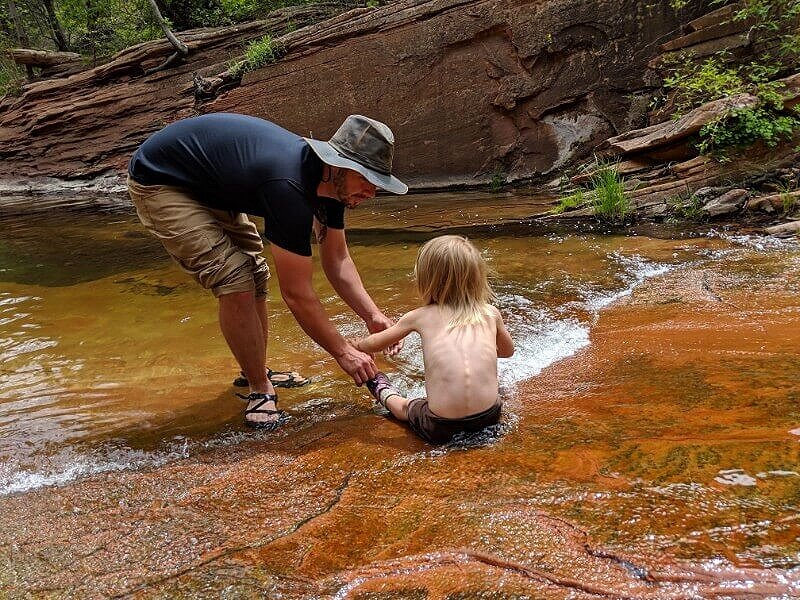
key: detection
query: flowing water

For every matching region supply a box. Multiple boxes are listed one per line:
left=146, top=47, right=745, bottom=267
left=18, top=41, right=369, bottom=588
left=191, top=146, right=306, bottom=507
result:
left=1, top=193, right=799, bottom=595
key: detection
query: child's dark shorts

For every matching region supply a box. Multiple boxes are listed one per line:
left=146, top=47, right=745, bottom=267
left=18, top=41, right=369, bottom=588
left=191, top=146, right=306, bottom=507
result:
left=406, top=399, right=502, bottom=445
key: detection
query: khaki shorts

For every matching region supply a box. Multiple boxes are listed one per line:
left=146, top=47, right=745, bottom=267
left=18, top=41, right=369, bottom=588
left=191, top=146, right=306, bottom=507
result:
left=128, top=177, right=270, bottom=298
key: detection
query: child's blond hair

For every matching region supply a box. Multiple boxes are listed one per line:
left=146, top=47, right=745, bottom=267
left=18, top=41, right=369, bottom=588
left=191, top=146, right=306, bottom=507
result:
left=414, top=235, right=494, bottom=328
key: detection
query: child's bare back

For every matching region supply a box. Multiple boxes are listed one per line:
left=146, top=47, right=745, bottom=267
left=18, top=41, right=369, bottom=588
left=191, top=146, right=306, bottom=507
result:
left=357, top=235, right=514, bottom=444
left=405, top=304, right=503, bottom=418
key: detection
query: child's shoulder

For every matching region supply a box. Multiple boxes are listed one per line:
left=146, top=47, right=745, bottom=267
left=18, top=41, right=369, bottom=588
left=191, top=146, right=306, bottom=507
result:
left=401, top=305, right=432, bottom=322
left=399, top=304, right=438, bottom=327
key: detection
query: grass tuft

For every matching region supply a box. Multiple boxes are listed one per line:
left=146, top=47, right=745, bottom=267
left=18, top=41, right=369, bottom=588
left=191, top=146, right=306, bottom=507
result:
left=590, top=165, right=631, bottom=223
left=230, top=34, right=285, bottom=78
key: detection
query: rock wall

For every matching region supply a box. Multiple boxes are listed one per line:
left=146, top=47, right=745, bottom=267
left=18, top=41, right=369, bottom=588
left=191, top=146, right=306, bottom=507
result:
left=0, top=0, right=699, bottom=188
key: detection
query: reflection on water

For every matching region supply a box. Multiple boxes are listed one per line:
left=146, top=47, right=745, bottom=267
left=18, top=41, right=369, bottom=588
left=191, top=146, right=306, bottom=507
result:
left=1, top=199, right=799, bottom=573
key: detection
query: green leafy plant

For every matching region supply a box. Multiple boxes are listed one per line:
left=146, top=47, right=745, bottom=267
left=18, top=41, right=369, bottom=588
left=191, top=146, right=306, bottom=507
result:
left=590, top=165, right=631, bottom=223
left=229, top=34, right=285, bottom=78
left=667, top=192, right=705, bottom=221
left=697, top=105, right=800, bottom=156
left=778, top=181, right=798, bottom=213
left=781, top=192, right=797, bottom=213
left=662, top=1, right=800, bottom=157
left=489, top=170, right=506, bottom=192
left=553, top=189, right=585, bottom=214
left=0, top=56, right=25, bottom=97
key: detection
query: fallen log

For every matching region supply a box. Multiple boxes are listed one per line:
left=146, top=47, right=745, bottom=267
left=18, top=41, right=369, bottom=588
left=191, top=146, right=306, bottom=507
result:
left=7, top=48, right=81, bottom=67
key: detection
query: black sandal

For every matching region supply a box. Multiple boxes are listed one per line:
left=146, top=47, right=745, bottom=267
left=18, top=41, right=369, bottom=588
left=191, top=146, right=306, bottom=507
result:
left=237, top=392, right=287, bottom=430
left=233, top=369, right=310, bottom=389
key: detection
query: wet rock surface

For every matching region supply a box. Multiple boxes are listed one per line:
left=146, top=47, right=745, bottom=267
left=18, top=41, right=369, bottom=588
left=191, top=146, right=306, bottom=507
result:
left=702, top=187, right=748, bottom=217
left=1, top=237, right=799, bottom=598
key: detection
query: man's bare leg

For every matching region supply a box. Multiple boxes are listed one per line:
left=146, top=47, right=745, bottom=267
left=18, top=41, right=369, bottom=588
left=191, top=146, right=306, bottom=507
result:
left=218, top=291, right=278, bottom=425
left=250, top=296, right=307, bottom=386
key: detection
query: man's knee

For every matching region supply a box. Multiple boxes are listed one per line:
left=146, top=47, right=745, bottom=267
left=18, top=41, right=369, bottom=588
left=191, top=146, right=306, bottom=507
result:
left=205, top=247, right=258, bottom=297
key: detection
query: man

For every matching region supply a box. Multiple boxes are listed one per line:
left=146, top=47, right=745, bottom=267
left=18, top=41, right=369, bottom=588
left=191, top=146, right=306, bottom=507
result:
left=127, top=113, right=408, bottom=428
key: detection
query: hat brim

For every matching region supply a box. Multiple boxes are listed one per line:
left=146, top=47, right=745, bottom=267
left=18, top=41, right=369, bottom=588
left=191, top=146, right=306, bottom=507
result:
left=304, top=138, right=408, bottom=195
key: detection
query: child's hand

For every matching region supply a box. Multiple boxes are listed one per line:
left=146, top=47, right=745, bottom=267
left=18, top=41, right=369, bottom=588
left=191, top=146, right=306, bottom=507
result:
left=383, top=340, right=402, bottom=356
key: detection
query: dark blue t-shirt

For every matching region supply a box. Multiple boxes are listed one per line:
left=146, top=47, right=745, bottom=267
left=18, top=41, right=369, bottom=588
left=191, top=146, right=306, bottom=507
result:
left=128, top=113, right=345, bottom=256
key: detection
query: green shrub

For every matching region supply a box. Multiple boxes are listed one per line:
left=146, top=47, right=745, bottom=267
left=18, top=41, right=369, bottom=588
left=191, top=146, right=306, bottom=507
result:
left=553, top=189, right=585, bottom=214
left=230, top=34, right=285, bottom=77
left=782, top=192, right=797, bottom=213
left=591, top=166, right=631, bottom=223
left=779, top=181, right=798, bottom=213
left=697, top=105, right=800, bottom=156
left=56, top=0, right=163, bottom=57
left=667, top=193, right=705, bottom=221
left=489, top=170, right=506, bottom=192
left=0, top=57, right=25, bottom=98
left=662, top=1, right=800, bottom=157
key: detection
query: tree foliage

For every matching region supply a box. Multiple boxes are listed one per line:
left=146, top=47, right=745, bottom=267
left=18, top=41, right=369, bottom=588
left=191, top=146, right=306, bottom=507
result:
left=664, top=0, right=800, bottom=157
left=0, top=0, right=322, bottom=94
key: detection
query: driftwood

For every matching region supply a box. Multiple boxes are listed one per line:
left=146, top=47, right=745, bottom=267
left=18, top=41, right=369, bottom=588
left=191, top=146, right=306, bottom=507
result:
left=7, top=48, right=81, bottom=67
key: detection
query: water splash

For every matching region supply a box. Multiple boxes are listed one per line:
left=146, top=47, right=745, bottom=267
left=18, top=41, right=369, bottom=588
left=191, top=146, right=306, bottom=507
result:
left=0, top=249, right=703, bottom=494
left=584, top=253, right=673, bottom=311
left=705, top=229, right=800, bottom=252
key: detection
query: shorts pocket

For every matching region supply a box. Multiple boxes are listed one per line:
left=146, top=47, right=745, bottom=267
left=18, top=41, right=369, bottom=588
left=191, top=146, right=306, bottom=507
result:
left=159, top=228, right=214, bottom=274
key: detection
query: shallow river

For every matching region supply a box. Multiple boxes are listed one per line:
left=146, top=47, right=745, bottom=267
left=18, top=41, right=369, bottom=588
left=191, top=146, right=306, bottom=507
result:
left=1, top=193, right=799, bottom=595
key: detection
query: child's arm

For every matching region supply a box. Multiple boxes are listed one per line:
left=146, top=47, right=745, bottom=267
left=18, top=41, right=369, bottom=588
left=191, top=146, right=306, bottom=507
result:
left=493, top=306, right=515, bottom=358
left=354, top=310, right=418, bottom=354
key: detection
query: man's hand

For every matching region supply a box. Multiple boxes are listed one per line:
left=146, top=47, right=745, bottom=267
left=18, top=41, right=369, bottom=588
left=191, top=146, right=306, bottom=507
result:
left=335, top=343, right=378, bottom=386
left=367, top=314, right=403, bottom=356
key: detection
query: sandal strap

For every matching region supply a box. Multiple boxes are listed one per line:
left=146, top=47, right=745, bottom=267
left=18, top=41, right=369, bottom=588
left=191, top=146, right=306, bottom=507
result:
left=246, top=407, right=282, bottom=416
left=236, top=392, right=279, bottom=412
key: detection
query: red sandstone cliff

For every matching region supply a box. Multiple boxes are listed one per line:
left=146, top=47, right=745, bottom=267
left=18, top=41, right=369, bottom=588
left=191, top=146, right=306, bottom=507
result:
left=0, top=0, right=697, bottom=188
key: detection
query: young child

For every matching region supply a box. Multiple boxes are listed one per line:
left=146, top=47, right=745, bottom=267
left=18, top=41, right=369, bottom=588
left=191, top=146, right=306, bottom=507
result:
left=355, top=235, right=514, bottom=444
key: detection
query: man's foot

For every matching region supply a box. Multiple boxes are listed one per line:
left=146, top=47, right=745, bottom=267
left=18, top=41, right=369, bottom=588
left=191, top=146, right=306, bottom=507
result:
left=365, top=372, right=402, bottom=409
left=237, top=392, right=288, bottom=430
left=233, top=368, right=310, bottom=389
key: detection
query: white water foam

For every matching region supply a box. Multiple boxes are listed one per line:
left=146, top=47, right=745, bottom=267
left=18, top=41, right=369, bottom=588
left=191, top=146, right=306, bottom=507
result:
left=0, top=442, right=189, bottom=496
left=584, top=253, right=672, bottom=311
left=705, top=229, right=800, bottom=252
left=0, top=431, right=279, bottom=496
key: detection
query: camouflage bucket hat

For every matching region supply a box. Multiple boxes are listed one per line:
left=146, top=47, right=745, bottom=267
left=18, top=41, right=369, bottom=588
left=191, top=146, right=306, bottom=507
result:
left=304, top=114, right=408, bottom=194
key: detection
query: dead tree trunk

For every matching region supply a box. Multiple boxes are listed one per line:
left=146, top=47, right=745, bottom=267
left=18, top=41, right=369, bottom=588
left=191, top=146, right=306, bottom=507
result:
left=42, top=0, right=69, bottom=52
left=6, top=0, right=34, bottom=79
left=145, top=0, right=189, bottom=73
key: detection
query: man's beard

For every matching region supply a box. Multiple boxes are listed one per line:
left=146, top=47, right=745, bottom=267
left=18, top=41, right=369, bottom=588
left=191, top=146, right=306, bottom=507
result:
left=333, top=170, right=359, bottom=207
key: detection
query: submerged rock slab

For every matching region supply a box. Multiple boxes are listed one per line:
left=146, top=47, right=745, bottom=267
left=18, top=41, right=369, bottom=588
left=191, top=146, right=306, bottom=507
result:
left=1, top=240, right=799, bottom=597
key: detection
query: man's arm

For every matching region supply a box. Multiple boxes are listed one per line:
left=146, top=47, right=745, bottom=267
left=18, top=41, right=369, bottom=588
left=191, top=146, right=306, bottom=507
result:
left=269, top=243, right=378, bottom=385
left=317, top=224, right=402, bottom=354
